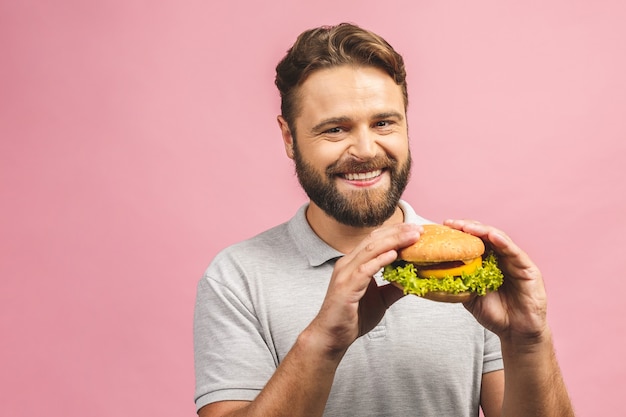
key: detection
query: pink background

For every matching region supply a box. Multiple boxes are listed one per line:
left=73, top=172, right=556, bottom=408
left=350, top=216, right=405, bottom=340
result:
left=2, top=1, right=625, bottom=416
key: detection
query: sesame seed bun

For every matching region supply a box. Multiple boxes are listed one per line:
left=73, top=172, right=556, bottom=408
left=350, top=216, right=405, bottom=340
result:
left=399, top=224, right=485, bottom=264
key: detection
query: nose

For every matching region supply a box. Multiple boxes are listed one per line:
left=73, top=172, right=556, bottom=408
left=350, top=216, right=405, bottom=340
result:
left=348, top=126, right=378, bottom=160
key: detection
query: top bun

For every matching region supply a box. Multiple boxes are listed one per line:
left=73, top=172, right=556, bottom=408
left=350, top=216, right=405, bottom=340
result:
left=399, top=224, right=485, bottom=263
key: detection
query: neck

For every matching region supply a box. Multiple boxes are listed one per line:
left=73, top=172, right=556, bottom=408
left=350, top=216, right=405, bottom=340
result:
left=305, top=202, right=405, bottom=254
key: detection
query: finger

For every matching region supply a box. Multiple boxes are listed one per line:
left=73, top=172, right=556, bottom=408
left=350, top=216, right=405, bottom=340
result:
left=445, top=219, right=508, bottom=249
left=345, top=223, right=422, bottom=272
left=333, top=224, right=421, bottom=298
left=445, top=219, right=535, bottom=272
left=364, top=223, right=422, bottom=257
left=351, top=250, right=400, bottom=289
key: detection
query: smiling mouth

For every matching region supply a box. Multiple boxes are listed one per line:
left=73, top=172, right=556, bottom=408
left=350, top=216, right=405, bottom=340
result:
left=341, top=169, right=383, bottom=181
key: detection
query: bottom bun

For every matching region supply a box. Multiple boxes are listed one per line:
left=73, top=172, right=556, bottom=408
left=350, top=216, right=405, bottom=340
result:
left=423, top=291, right=477, bottom=303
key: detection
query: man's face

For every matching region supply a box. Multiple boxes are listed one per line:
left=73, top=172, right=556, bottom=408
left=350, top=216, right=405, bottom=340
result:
left=286, top=65, right=411, bottom=227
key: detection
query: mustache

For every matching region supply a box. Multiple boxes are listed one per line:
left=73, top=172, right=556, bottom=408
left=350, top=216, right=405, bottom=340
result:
left=326, top=155, right=397, bottom=176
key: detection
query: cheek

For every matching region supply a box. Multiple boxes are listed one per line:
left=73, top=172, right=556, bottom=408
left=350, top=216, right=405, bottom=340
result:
left=381, top=136, right=410, bottom=159
left=304, top=142, right=351, bottom=167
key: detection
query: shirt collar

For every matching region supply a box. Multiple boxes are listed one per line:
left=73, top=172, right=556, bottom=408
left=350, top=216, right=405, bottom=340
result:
left=288, top=204, right=342, bottom=267
left=287, top=201, right=431, bottom=267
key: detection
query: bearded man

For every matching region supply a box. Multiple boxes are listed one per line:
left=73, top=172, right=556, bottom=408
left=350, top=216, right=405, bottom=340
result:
left=193, top=23, right=574, bottom=417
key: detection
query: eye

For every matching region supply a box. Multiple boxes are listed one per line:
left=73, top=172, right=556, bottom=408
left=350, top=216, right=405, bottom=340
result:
left=325, top=126, right=344, bottom=134
left=374, top=120, right=395, bottom=129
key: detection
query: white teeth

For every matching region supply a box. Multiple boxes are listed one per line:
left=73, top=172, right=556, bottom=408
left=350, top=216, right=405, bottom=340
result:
left=344, top=170, right=382, bottom=181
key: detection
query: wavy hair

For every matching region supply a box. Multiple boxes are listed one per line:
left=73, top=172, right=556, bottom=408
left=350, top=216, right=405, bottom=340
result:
left=275, top=23, right=408, bottom=135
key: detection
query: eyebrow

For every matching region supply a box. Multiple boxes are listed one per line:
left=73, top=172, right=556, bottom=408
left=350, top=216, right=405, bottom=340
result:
left=311, top=117, right=352, bottom=133
left=372, top=111, right=405, bottom=121
left=311, top=112, right=405, bottom=133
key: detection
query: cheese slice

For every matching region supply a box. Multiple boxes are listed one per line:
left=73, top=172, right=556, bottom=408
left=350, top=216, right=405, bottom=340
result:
left=417, top=257, right=482, bottom=279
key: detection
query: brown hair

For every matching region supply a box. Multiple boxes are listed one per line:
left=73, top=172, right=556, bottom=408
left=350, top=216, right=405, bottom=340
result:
left=275, top=23, right=408, bottom=134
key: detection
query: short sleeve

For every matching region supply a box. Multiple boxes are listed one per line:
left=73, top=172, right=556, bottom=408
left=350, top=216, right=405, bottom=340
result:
left=193, top=274, right=277, bottom=411
left=483, top=328, right=504, bottom=374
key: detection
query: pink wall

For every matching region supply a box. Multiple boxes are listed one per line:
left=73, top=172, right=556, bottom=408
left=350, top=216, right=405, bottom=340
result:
left=2, top=1, right=624, bottom=416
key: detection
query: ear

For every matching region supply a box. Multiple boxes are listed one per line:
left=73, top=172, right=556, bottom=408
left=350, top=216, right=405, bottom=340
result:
left=277, top=115, right=295, bottom=160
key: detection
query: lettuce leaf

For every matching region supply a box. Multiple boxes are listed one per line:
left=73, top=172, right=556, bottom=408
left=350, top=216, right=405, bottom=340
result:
left=382, top=251, right=504, bottom=297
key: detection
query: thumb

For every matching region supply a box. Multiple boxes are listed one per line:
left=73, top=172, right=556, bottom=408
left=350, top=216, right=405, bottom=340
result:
left=380, top=282, right=405, bottom=309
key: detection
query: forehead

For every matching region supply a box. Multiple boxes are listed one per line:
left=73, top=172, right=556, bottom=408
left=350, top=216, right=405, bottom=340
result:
left=296, top=66, right=405, bottom=123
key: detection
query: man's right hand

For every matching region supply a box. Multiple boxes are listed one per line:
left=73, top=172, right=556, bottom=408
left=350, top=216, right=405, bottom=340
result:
left=305, top=222, right=422, bottom=357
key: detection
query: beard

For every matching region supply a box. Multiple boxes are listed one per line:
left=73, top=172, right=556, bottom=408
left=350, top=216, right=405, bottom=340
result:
left=293, top=145, right=412, bottom=227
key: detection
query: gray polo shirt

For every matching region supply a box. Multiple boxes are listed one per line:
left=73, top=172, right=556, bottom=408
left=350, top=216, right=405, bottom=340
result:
left=194, top=201, right=503, bottom=415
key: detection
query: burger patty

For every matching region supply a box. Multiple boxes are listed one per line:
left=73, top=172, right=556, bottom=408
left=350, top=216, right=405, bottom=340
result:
left=390, top=259, right=467, bottom=270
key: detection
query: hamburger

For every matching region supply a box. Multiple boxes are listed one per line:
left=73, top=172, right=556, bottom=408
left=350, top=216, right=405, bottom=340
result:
left=382, top=224, right=504, bottom=303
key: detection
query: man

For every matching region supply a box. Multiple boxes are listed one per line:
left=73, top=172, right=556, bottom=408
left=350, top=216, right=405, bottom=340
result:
left=194, top=23, right=574, bottom=416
